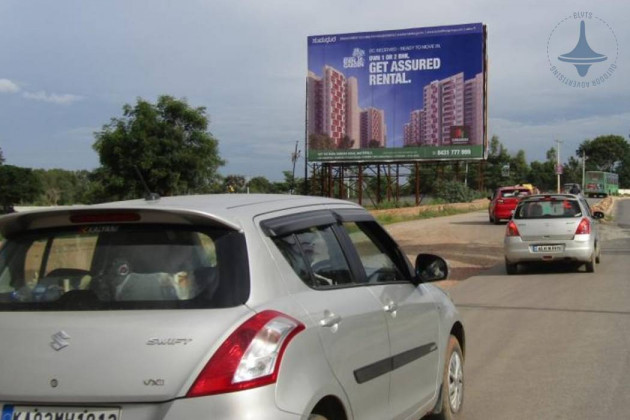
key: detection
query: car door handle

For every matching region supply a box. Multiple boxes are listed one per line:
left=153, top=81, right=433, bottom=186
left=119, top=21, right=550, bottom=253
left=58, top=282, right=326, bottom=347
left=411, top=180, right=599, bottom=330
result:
left=383, top=302, right=398, bottom=313
left=319, top=312, right=342, bottom=327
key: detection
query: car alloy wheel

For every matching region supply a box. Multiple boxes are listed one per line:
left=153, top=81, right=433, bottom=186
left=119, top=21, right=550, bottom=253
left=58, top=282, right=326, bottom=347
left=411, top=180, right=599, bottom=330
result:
left=447, top=347, right=464, bottom=412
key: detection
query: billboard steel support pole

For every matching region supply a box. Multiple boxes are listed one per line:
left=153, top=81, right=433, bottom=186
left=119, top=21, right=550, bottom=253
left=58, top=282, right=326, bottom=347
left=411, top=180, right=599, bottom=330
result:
left=415, top=162, right=420, bottom=206
left=358, top=164, right=363, bottom=206
left=377, top=165, right=381, bottom=205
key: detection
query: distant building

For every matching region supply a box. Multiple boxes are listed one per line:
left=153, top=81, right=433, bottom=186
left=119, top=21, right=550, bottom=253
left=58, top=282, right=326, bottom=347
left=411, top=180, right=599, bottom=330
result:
left=422, top=81, right=441, bottom=146
left=306, top=71, right=323, bottom=137
left=307, top=67, right=361, bottom=148
left=404, top=71, right=483, bottom=147
left=404, top=109, right=424, bottom=146
left=322, top=66, right=346, bottom=145
left=360, top=107, right=386, bottom=148
left=439, top=73, right=464, bottom=145
left=345, top=77, right=360, bottom=149
left=464, top=72, right=484, bottom=145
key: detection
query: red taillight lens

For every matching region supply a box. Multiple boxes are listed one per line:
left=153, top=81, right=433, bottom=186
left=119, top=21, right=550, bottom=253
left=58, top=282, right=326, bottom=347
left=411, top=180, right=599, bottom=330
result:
left=506, top=221, right=520, bottom=237
left=186, top=310, right=305, bottom=398
left=575, top=218, right=591, bottom=235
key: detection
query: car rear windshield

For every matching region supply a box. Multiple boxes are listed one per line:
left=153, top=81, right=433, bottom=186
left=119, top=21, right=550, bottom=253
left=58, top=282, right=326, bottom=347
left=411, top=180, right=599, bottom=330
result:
left=501, top=189, right=530, bottom=198
left=0, top=224, right=250, bottom=311
left=514, top=199, right=582, bottom=219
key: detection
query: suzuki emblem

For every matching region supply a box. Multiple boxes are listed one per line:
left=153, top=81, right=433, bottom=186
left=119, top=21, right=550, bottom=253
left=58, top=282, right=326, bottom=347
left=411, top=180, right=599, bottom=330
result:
left=50, top=331, right=71, bottom=351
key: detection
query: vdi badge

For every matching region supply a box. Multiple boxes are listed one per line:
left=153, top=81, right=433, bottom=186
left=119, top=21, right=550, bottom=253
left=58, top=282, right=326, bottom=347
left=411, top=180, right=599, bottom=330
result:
left=547, top=12, right=618, bottom=88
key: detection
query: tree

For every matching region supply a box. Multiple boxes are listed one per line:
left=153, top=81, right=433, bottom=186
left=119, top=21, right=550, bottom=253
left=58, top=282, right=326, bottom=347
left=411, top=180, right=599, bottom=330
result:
left=0, top=165, right=42, bottom=212
left=576, top=135, right=629, bottom=172
left=510, top=150, right=530, bottom=185
left=338, top=135, right=354, bottom=150
left=92, top=96, right=224, bottom=201
left=484, top=135, right=512, bottom=190
left=528, top=147, right=557, bottom=192
left=248, top=176, right=276, bottom=193
left=34, top=169, right=93, bottom=205
left=308, top=133, right=335, bottom=150
left=222, top=175, right=247, bottom=193
left=618, top=152, right=630, bottom=188
left=562, top=156, right=583, bottom=185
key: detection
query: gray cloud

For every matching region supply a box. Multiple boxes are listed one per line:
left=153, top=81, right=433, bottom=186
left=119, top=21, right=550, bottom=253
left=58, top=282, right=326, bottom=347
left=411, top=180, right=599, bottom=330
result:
left=0, top=78, right=20, bottom=93
left=22, top=90, right=83, bottom=105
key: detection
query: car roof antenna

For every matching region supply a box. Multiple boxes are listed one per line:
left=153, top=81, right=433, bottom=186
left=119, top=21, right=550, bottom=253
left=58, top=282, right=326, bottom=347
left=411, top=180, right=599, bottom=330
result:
left=134, top=166, right=160, bottom=201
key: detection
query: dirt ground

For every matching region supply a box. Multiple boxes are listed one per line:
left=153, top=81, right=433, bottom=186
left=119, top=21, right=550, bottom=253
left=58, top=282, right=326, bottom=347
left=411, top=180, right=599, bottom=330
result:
left=378, top=196, right=618, bottom=288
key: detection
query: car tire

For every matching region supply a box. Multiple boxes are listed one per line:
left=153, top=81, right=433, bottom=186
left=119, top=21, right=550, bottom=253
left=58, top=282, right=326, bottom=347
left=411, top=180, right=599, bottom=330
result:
left=505, top=260, right=518, bottom=275
left=489, top=213, right=494, bottom=223
left=585, top=254, right=596, bottom=273
left=595, top=245, right=601, bottom=264
left=435, top=335, right=464, bottom=420
left=493, top=216, right=501, bottom=225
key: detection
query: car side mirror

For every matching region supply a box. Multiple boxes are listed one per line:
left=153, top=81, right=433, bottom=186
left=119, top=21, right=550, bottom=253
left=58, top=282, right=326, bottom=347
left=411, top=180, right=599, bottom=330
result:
left=592, top=211, right=605, bottom=220
left=415, top=253, right=449, bottom=284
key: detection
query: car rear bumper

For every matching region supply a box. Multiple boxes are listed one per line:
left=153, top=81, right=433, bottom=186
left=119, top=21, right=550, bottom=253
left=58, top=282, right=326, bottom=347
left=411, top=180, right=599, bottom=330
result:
left=1, top=386, right=304, bottom=420
left=493, top=208, right=515, bottom=220
left=504, top=237, right=595, bottom=264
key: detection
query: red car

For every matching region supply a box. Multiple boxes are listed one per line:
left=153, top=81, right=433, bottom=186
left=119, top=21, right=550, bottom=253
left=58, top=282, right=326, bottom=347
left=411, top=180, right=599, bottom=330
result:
left=488, top=186, right=531, bottom=224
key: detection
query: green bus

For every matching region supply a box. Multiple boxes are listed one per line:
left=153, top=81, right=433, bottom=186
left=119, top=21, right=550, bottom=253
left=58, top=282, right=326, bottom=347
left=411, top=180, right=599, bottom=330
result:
left=584, top=171, right=619, bottom=197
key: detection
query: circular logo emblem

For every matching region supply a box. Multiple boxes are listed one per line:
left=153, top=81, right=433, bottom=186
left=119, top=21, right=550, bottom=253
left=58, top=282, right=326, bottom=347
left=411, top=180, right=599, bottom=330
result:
left=547, top=13, right=618, bottom=88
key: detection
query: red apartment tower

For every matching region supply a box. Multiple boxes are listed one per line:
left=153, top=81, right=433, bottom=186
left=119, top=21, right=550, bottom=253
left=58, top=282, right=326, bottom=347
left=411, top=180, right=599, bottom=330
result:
left=307, top=67, right=361, bottom=149
left=360, top=107, right=386, bottom=148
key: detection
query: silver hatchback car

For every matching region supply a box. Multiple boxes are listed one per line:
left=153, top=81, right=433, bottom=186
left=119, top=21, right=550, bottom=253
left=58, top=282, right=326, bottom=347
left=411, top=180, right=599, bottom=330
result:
left=504, top=194, right=605, bottom=274
left=0, top=194, right=464, bottom=420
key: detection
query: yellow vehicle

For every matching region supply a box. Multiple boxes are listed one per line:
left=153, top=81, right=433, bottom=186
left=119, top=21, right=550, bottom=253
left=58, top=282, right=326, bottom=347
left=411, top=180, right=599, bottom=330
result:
left=515, top=183, right=540, bottom=194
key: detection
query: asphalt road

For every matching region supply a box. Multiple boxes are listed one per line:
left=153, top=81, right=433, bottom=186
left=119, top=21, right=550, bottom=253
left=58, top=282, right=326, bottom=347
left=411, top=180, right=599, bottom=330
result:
left=444, top=199, right=630, bottom=419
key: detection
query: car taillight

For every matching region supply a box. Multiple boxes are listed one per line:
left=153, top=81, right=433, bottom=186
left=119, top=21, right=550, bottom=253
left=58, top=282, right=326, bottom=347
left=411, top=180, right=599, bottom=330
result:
left=506, top=221, right=520, bottom=237
left=186, top=310, right=305, bottom=398
left=575, top=218, right=591, bottom=234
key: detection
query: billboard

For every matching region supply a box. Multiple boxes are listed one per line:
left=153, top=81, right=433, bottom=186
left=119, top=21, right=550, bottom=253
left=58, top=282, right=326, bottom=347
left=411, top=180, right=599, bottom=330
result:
left=306, top=23, right=487, bottom=163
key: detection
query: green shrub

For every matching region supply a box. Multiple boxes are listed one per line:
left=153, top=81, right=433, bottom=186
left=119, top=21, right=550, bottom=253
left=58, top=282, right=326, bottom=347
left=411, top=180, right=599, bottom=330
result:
left=434, top=181, right=476, bottom=203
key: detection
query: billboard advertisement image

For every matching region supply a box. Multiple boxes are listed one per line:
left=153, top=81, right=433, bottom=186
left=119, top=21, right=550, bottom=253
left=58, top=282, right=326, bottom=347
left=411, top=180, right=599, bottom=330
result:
left=307, top=23, right=487, bottom=163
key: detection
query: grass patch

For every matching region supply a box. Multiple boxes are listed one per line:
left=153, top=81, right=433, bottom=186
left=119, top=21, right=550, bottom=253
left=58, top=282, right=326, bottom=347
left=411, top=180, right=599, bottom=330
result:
left=373, top=206, right=477, bottom=225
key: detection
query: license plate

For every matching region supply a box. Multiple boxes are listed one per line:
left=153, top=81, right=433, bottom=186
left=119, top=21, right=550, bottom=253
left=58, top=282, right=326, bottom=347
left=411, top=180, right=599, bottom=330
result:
left=1, top=405, right=120, bottom=420
left=531, top=245, right=564, bottom=253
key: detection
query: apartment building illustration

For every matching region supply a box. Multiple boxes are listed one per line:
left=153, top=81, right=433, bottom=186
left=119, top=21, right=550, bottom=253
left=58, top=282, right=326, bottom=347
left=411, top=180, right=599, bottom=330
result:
left=404, top=71, right=483, bottom=147
left=360, top=107, right=386, bottom=148
left=308, top=65, right=483, bottom=150
left=307, top=66, right=382, bottom=149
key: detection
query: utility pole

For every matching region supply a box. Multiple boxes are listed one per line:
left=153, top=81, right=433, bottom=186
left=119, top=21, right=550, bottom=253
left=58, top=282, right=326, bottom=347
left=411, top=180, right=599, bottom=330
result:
left=581, top=150, right=587, bottom=192
left=555, top=139, right=563, bottom=193
left=290, top=141, right=301, bottom=195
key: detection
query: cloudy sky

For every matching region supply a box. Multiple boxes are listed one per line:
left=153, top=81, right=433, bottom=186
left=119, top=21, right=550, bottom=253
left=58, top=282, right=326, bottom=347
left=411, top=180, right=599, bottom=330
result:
left=1, top=0, right=628, bottom=181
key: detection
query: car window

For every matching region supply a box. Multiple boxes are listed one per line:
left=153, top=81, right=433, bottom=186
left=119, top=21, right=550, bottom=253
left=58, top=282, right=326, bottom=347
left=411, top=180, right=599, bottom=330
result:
left=273, top=225, right=355, bottom=289
left=341, top=221, right=408, bottom=284
left=515, top=200, right=582, bottom=219
left=0, top=224, right=249, bottom=310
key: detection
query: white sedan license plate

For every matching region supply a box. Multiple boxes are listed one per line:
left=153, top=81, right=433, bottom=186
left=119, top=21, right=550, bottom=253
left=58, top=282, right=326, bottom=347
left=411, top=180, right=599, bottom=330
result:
left=1, top=405, right=120, bottom=420
left=531, top=244, right=564, bottom=253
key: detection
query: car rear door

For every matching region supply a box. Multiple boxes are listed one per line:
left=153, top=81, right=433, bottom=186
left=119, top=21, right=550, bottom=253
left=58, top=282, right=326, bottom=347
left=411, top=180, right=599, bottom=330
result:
left=263, top=214, right=392, bottom=420
left=337, top=217, right=440, bottom=418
